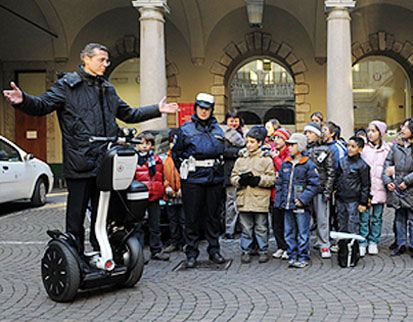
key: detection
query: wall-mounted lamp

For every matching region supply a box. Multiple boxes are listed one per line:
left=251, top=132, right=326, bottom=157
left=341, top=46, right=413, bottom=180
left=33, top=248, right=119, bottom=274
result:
left=245, top=0, right=264, bottom=28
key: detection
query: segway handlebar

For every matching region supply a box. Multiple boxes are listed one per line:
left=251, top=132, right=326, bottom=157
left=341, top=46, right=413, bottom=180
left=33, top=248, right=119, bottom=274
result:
left=89, top=136, right=141, bottom=144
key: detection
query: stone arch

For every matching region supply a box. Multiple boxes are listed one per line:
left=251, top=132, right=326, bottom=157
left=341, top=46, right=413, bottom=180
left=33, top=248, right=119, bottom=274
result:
left=352, top=31, right=413, bottom=90
left=106, top=35, right=181, bottom=124
left=209, top=31, right=310, bottom=130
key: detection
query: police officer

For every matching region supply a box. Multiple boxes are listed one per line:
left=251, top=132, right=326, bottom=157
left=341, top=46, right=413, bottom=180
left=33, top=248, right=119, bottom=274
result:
left=172, top=93, right=226, bottom=268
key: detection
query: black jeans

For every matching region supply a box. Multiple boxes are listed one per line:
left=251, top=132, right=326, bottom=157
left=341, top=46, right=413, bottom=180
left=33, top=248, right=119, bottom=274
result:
left=166, top=204, right=185, bottom=247
left=66, top=177, right=99, bottom=253
left=147, top=201, right=163, bottom=255
left=272, top=207, right=287, bottom=251
left=181, top=182, right=223, bottom=259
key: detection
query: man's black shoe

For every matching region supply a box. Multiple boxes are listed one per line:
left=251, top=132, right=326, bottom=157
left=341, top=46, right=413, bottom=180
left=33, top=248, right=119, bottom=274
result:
left=390, top=245, right=406, bottom=256
left=209, top=252, right=225, bottom=264
left=186, top=257, right=196, bottom=268
left=389, top=241, right=397, bottom=250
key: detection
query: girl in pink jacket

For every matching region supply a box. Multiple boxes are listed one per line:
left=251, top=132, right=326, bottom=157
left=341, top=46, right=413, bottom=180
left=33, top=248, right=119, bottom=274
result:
left=360, top=120, right=391, bottom=255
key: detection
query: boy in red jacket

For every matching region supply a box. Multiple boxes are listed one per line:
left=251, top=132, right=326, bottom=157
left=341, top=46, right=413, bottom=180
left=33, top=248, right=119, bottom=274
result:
left=135, top=132, right=169, bottom=261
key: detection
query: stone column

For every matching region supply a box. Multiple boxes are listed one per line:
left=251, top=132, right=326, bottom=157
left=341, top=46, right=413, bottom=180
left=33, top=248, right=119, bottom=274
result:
left=132, top=0, right=169, bottom=130
left=325, top=0, right=356, bottom=139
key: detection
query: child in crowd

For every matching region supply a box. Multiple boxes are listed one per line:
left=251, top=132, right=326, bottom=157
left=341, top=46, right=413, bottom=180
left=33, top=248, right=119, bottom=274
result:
left=360, top=120, right=391, bottom=255
left=322, top=121, right=348, bottom=169
left=163, top=129, right=185, bottom=253
left=310, top=111, right=323, bottom=125
left=270, top=128, right=291, bottom=260
left=335, top=137, right=370, bottom=243
left=382, top=118, right=413, bottom=257
left=305, top=122, right=335, bottom=258
left=265, top=118, right=281, bottom=149
left=275, top=133, right=319, bottom=268
left=355, top=128, right=368, bottom=143
left=222, top=112, right=246, bottom=239
left=135, top=132, right=169, bottom=261
left=231, top=126, right=276, bottom=264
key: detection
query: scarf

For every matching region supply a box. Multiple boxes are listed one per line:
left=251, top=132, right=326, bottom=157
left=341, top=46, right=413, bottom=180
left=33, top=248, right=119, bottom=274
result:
left=138, top=150, right=156, bottom=177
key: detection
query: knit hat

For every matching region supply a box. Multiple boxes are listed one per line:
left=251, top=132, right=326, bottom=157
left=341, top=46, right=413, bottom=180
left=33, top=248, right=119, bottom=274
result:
left=273, top=128, right=290, bottom=141
left=304, top=122, right=322, bottom=137
left=369, top=120, right=387, bottom=137
left=247, top=125, right=267, bottom=143
left=286, top=133, right=307, bottom=152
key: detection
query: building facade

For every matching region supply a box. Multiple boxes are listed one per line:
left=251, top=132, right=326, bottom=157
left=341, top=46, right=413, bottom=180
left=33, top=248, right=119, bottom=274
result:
left=1, top=0, right=412, bottom=176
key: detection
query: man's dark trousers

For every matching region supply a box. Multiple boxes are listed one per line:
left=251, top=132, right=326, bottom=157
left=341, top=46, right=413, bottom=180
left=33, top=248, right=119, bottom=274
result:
left=66, top=177, right=99, bottom=253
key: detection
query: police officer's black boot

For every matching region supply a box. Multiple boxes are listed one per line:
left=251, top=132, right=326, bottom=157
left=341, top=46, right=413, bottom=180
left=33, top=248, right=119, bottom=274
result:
left=209, top=252, right=225, bottom=264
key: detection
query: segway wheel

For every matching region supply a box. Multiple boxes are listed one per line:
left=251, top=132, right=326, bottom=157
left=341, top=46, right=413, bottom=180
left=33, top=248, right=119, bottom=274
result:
left=41, top=241, right=80, bottom=302
left=123, top=237, right=144, bottom=287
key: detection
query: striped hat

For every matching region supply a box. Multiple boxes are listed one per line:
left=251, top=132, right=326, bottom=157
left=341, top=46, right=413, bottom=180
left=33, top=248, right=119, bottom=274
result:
left=273, top=128, right=290, bottom=141
left=304, top=122, right=322, bottom=137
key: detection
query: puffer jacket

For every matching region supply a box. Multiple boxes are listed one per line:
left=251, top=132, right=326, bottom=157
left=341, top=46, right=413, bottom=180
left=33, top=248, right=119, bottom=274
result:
left=306, top=142, right=335, bottom=197
left=230, top=148, right=275, bottom=213
left=172, top=114, right=225, bottom=185
left=336, top=155, right=370, bottom=206
left=134, top=154, right=164, bottom=202
left=361, top=141, right=390, bottom=204
left=274, top=156, right=319, bottom=210
left=14, top=67, right=161, bottom=178
left=382, top=140, right=413, bottom=209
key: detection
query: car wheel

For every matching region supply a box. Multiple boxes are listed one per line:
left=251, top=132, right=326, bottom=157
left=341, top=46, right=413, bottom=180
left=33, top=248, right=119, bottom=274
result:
left=31, top=178, right=47, bottom=206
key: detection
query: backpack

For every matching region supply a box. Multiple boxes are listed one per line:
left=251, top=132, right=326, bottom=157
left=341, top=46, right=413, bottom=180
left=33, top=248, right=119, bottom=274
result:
left=337, top=238, right=360, bottom=268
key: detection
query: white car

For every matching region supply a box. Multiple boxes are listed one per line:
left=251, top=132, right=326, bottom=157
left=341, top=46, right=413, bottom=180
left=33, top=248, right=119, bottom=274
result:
left=0, top=136, right=54, bottom=206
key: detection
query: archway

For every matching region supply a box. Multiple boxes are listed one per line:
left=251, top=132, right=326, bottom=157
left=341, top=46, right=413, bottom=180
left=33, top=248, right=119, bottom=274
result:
left=352, top=56, right=411, bottom=134
left=229, top=58, right=295, bottom=125
left=352, top=31, right=413, bottom=134
left=210, top=31, right=310, bottom=130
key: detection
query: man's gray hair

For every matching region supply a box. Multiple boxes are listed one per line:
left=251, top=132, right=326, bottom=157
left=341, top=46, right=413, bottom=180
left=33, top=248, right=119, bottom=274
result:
left=80, top=43, right=109, bottom=62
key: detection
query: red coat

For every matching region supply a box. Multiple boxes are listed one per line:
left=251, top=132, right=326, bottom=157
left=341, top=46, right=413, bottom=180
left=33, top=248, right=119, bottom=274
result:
left=271, top=146, right=290, bottom=202
left=134, top=154, right=164, bottom=202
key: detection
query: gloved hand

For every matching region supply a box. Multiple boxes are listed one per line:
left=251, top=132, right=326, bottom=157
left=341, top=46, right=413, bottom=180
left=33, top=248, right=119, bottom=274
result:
left=238, top=175, right=250, bottom=187
left=246, top=176, right=261, bottom=187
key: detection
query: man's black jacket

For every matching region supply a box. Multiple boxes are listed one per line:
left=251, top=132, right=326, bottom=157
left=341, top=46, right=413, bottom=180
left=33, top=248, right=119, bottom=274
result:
left=14, top=68, right=161, bottom=178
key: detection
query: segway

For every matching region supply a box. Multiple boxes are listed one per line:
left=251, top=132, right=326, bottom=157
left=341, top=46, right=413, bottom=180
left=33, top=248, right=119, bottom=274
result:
left=41, top=129, right=148, bottom=302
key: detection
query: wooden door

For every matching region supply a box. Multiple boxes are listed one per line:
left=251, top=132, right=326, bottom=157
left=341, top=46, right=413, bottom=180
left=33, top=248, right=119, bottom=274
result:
left=15, top=72, right=47, bottom=161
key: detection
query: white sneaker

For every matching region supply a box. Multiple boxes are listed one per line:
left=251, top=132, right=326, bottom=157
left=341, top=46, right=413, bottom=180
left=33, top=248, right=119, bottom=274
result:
left=281, top=250, right=289, bottom=260
left=360, top=245, right=366, bottom=257
left=321, top=247, right=331, bottom=258
left=272, top=249, right=284, bottom=259
left=368, top=243, right=378, bottom=255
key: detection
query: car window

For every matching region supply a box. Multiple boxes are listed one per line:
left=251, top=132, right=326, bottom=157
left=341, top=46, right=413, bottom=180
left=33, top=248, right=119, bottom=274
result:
left=0, top=140, right=21, bottom=162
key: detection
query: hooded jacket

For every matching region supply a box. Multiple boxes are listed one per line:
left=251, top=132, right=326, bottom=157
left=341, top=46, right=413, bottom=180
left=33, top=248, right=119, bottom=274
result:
left=274, top=156, right=320, bottom=210
left=230, top=147, right=276, bottom=212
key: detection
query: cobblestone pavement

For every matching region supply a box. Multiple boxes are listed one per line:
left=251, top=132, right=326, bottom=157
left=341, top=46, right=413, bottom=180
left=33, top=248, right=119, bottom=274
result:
left=0, top=203, right=412, bottom=322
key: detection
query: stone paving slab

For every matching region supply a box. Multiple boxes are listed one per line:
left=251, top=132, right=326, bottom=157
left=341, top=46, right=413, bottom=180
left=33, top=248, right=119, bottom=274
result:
left=0, top=206, right=413, bottom=321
